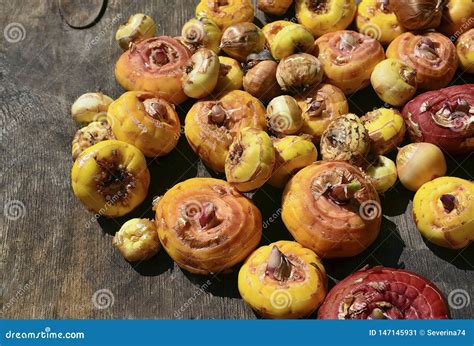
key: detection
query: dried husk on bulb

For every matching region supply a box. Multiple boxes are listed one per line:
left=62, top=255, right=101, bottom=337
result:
left=220, top=22, right=266, bottom=62
left=243, top=60, right=282, bottom=103
left=71, top=121, right=115, bottom=160
left=320, top=113, right=370, bottom=166
left=389, top=0, right=444, bottom=30
left=276, top=53, right=324, bottom=92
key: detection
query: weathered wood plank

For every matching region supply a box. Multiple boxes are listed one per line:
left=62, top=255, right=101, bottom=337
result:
left=0, top=0, right=472, bottom=319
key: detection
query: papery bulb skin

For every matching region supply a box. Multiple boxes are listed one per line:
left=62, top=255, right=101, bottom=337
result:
left=320, top=113, right=370, bottom=166
left=220, top=22, right=266, bottom=62
left=72, top=121, right=115, bottom=160
left=276, top=53, right=324, bottom=92
left=243, top=60, right=282, bottom=103
left=388, top=0, right=445, bottom=31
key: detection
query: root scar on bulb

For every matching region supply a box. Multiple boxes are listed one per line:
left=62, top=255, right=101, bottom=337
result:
left=94, top=151, right=135, bottom=203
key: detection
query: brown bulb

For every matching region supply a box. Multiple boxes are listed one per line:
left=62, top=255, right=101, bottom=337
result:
left=243, top=60, right=282, bottom=103
left=389, top=0, right=444, bottom=30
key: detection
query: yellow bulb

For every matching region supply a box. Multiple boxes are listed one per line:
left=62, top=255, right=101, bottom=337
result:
left=214, top=56, right=244, bottom=94
left=268, top=135, right=317, bottom=188
left=238, top=240, right=327, bottom=319
left=413, top=177, right=474, bottom=249
left=71, top=140, right=150, bottom=218
left=225, top=127, right=275, bottom=192
left=356, top=0, right=405, bottom=45
left=295, top=0, right=356, bottom=37
left=107, top=91, right=181, bottom=158
left=196, top=0, right=254, bottom=30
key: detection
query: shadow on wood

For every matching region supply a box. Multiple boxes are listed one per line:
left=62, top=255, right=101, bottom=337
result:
left=323, top=217, right=405, bottom=283
left=423, top=241, right=474, bottom=271
left=182, top=267, right=242, bottom=299
left=128, top=249, right=175, bottom=277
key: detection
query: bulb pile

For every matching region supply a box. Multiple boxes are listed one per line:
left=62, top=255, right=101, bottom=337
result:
left=69, top=0, right=473, bottom=319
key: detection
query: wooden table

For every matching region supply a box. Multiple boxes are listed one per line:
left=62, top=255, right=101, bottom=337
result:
left=1, top=0, right=472, bottom=319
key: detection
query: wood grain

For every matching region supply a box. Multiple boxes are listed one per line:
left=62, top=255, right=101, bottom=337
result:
left=0, top=0, right=472, bottom=319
